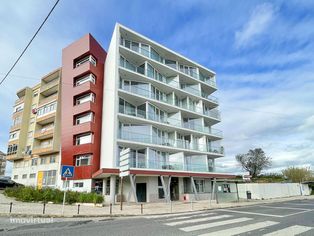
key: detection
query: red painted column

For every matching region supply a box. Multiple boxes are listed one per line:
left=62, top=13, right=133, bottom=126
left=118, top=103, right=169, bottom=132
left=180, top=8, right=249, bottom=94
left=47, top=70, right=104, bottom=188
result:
left=61, top=34, right=106, bottom=180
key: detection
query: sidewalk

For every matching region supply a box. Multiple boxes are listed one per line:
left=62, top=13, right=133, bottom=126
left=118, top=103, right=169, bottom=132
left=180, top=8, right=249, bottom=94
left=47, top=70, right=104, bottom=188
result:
left=1, top=192, right=313, bottom=218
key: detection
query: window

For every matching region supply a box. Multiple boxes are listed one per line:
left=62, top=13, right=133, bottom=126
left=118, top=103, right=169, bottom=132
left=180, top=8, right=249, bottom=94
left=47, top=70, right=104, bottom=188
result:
left=75, top=73, right=96, bottom=86
left=49, top=155, right=56, bottom=163
left=12, top=116, right=22, bottom=126
left=75, top=154, right=92, bottom=166
left=31, top=158, right=38, bottom=166
left=75, top=133, right=92, bottom=145
left=30, top=173, right=36, bottom=178
left=7, top=144, right=18, bottom=155
left=9, top=131, right=19, bottom=140
left=194, top=179, right=205, bottom=193
left=37, top=102, right=57, bottom=117
left=42, top=170, right=56, bottom=186
left=22, top=174, right=27, bottom=179
left=13, top=175, right=18, bottom=179
left=28, top=131, right=33, bottom=138
left=33, top=93, right=38, bottom=97
left=40, top=157, right=46, bottom=165
left=75, top=55, right=96, bottom=68
left=75, top=112, right=94, bottom=125
left=73, top=182, right=84, bottom=188
left=13, top=104, right=24, bottom=113
left=165, top=59, right=177, bottom=69
left=75, top=93, right=95, bottom=105
left=158, top=177, right=165, bottom=199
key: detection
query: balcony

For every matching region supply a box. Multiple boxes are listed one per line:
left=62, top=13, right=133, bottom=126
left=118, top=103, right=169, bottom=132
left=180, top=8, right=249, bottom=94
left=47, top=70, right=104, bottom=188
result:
left=14, top=97, right=24, bottom=105
left=10, top=124, right=21, bottom=132
left=119, top=38, right=217, bottom=88
left=32, top=145, right=57, bottom=155
left=40, top=79, right=59, bottom=97
left=6, top=153, right=22, bottom=161
left=119, top=60, right=218, bottom=105
left=119, top=84, right=221, bottom=121
left=34, top=127, right=54, bottom=140
left=38, top=94, right=58, bottom=106
left=119, top=105, right=223, bottom=138
left=118, top=130, right=224, bottom=155
left=36, top=111, right=56, bottom=125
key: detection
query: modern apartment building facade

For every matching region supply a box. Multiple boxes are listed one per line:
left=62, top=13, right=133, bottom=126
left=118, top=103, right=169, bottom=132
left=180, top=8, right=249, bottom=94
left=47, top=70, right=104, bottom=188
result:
left=6, top=23, right=235, bottom=202
left=7, top=69, right=61, bottom=188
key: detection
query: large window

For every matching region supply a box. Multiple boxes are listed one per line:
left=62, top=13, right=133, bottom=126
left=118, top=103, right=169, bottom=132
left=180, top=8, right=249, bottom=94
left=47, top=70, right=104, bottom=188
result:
left=37, top=102, right=57, bottom=117
left=12, top=116, right=22, bottom=126
left=75, top=112, right=94, bottom=125
left=75, top=73, right=96, bottom=86
left=7, top=144, right=18, bottom=155
left=42, top=170, right=56, bottom=186
left=9, top=131, right=19, bottom=140
left=75, top=93, right=95, bottom=105
left=75, top=132, right=93, bottom=145
left=75, top=154, right=92, bottom=166
left=31, top=158, right=38, bottom=166
left=13, top=104, right=24, bottom=113
left=194, top=179, right=205, bottom=193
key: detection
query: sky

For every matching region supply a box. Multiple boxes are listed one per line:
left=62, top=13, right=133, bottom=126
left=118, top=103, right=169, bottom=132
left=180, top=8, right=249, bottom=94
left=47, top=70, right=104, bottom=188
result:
left=1, top=0, right=314, bottom=175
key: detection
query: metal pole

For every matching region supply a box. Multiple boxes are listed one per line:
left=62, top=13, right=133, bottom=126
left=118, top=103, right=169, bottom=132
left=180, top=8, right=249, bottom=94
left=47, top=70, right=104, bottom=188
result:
left=236, top=182, right=240, bottom=202
left=120, top=176, right=124, bottom=211
left=141, top=203, right=143, bottom=214
left=110, top=203, right=112, bottom=215
left=9, top=202, right=13, bottom=213
left=190, top=196, right=193, bottom=211
left=170, top=200, right=172, bottom=213
left=43, top=202, right=46, bottom=214
left=77, top=204, right=80, bottom=215
left=62, top=177, right=68, bottom=215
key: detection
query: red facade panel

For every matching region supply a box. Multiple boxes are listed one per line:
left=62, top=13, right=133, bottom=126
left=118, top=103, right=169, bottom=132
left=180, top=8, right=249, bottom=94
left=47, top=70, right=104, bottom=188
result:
left=61, top=34, right=107, bottom=180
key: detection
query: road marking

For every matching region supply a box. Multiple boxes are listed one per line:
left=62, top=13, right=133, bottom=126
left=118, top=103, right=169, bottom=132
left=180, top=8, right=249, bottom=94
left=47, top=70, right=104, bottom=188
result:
left=180, top=217, right=252, bottom=232
left=166, top=214, right=232, bottom=226
left=258, top=205, right=309, bottom=211
left=217, top=209, right=283, bottom=218
left=283, top=203, right=314, bottom=206
left=283, top=209, right=314, bottom=217
left=263, top=225, right=313, bottom=236
left=198, top=220, right=278, bottom=236
left=144, top=210, right=204, bottom=219
left=163, top=212, right=215, bottom=221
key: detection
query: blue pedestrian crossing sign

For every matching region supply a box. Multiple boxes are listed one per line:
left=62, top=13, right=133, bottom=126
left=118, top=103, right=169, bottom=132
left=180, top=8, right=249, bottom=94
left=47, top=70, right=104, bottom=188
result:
left=61, top=165, right=75, bottom=178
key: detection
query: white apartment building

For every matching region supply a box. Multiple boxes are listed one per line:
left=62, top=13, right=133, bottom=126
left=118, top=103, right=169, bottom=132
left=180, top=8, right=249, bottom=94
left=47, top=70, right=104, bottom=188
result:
left=97, top=24, right=234, bottom=203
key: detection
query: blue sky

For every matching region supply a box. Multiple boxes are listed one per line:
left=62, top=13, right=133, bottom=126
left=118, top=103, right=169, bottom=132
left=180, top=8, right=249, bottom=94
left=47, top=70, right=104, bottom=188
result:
left=1, top=0, right=314, bottom=175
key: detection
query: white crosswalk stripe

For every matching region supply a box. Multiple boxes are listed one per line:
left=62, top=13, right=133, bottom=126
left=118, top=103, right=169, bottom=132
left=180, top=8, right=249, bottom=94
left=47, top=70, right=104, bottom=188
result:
left=164, top=212, right=215, bottom=221
left=263, top=225, right=313, bottom=236
left=180, top=217, right=252, bottom=232
left=198, top=220, right=278, bottom=236
left=144, top=210, right=204, bottom=219
left=166, top=214, right=232, bottom=226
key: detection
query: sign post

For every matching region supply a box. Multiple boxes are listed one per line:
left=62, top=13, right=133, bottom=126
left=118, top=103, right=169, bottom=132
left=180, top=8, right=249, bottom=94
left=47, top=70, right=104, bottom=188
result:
left=119, top=148, right=131, bottom=209
left=61, top=165, right=75, bottom=215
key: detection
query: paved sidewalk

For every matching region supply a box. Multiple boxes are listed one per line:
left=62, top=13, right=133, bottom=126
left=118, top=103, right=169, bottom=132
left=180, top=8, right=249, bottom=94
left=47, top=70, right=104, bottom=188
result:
left=0, top=192, right=313, bottom=218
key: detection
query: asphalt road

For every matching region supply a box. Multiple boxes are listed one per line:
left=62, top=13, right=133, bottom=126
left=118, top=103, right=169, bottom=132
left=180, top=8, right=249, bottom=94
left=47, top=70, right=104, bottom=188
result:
left=0, top=199, right=314, bottom=236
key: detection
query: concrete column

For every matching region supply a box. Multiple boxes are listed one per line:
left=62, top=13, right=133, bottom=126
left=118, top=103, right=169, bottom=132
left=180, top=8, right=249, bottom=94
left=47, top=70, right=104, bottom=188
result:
left=102, top=178, right=106, bottom=196
left=110, top=175, right=117, bottom=204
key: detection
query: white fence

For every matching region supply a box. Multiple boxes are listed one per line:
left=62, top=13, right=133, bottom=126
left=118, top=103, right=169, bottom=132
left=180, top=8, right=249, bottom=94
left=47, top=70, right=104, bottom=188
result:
left=237, top=183, right=311, bottom=200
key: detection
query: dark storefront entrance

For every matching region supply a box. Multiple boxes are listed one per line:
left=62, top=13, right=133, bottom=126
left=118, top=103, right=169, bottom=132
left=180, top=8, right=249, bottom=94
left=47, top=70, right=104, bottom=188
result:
left=136, top=183, right=147, bottom=202
left=170, top=177, right=179, bottom=201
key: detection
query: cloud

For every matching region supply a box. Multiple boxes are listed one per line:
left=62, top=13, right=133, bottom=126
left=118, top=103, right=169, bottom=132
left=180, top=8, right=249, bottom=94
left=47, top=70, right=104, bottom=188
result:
left=235, top=3, right=276, bottom=48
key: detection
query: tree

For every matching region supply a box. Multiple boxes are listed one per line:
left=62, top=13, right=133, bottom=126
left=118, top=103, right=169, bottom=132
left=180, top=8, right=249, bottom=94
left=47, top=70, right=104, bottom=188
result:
left=236, top=148, right=271, bottom=178
left=282, top=167, right=313, bottom=183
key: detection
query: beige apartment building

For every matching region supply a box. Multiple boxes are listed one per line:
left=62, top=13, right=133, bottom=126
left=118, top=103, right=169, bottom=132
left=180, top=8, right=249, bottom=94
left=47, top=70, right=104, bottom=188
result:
left=6, top=69, right=61, bottom=188
left=0, top=151, right=6, bottom=176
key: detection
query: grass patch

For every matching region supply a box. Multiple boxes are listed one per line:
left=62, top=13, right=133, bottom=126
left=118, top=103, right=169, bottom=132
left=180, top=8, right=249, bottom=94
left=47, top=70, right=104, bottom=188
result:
left=4, top=186, right=103, bottom=204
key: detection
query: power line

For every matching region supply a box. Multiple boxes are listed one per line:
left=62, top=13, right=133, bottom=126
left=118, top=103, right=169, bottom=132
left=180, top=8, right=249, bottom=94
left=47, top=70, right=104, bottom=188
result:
left=0, top=0, right=60, bottom=86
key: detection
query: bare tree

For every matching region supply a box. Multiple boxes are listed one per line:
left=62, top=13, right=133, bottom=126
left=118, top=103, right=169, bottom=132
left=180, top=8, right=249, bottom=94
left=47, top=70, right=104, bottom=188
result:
left=236, top=148, right=271, bottom=177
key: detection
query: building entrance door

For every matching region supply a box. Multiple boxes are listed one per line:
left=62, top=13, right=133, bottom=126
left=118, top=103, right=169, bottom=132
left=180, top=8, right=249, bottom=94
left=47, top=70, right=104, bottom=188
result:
left=170, top=177, right=179, bottom=201
left=136, top=183, right=147, bottom=202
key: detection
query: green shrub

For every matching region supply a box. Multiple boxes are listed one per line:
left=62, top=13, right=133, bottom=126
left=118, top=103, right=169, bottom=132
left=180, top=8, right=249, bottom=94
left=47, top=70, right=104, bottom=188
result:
left=4, top=186, right=104, bottom=204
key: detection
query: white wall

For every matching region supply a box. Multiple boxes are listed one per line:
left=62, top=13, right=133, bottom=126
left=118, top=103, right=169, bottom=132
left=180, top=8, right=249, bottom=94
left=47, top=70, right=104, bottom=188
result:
left=238, top=183, right=311, bottom=200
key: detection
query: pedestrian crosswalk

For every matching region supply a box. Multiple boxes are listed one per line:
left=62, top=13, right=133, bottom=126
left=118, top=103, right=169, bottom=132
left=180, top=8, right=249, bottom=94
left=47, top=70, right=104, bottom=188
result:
left=144, top=210, right=313, bottom=235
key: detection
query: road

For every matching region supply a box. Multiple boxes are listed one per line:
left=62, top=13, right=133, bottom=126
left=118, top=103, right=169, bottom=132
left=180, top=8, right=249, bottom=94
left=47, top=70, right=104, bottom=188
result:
left=0, top=199, right=314, bottom=236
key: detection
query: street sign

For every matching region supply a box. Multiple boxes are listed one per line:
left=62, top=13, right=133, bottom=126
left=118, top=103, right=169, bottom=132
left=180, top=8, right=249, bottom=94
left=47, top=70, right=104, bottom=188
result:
left=119, top=171, right=130, bottom=177
left=119, top=148, right=130, bottom=177
left=61, top=165, right=75, bottom=178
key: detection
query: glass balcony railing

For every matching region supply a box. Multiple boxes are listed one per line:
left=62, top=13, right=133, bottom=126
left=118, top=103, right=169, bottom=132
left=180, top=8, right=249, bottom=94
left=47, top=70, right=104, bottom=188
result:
left=120, top=40, right=217, bottom=88
left=119, top=84, right=221, bottom=120
left=119, top=61, right=218, bottom=104
left=119, top=104, right=223, bottom=137
left=118, top=130, right=224, bottom=154
left=127, top=157, right=212, bottom=173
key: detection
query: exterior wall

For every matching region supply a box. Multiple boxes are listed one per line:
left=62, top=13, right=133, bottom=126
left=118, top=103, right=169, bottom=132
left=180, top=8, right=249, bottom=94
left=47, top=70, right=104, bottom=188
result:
left=61, top=34, right=106, bottom=181
left=238, top=183, right=311, bottom=200
left=0, top=152, right=6, bottom=176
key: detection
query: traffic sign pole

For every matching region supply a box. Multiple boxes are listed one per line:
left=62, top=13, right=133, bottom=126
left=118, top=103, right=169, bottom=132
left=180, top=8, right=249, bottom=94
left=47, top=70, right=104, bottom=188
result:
left=62, top=177, right=68, bottom=215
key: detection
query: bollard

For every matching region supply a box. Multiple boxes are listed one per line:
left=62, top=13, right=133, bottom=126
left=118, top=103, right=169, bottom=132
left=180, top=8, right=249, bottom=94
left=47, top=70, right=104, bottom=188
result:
left=109, top=203, right=112, bottom=215
left=170, top=200, right=172, bottom=213
left=77, top=204, right=80, bottom=215
left=9, top=202, right=13, bottom=213
left=190, top=197, right=193, bottom=211
left=43, top=202, right=46, bottom=214
left=141, top=203, right=143, bottom=214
